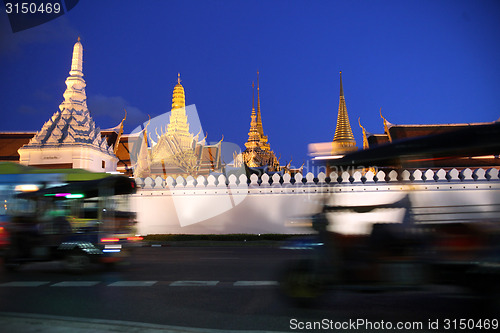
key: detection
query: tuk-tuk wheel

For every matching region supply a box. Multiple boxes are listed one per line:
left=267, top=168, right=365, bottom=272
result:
left=64, top=250, right=91, bottom=273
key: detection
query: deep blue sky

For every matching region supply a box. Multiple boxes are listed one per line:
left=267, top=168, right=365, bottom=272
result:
left=1, top=0, right=499, bottom=169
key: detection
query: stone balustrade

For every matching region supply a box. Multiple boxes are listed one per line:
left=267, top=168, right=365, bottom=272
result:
left=136, top=168, right=500, bottom=189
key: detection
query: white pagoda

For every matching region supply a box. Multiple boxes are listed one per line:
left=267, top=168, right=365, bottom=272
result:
left=18, top=38, right=118, bottom=172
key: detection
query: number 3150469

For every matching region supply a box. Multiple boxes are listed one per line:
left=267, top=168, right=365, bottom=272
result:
left=5, top=2, right=61, bottom=14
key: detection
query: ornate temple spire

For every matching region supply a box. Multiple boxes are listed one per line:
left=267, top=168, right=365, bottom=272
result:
left=255, top=71, right=270, bottom=151
left=172, top=73, right=186, bottom=110
left=252, top=78, right=255, bottom=111
left=332, top=71, right=357, bottom=152
left=256, top=71, right=263, bottom=136
left=59, top=37, right=87, bottom=112
left=134, top=116, right=151, bottom=178
left=339, top=70, right=344, bottom=97
left=162, top=74, right=193, bottom=150
left=19, top=37, right=116, bottom=170
left=241, top=74, right=280, bottom=171
left=245, top=81, right=261, bottom=151
left=70, top=37, right=83, bottom=76
left=23, top=38, right=110, bottom=151
left=146, top=74, right=223, bottom=177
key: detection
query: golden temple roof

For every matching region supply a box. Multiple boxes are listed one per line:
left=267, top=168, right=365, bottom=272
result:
left=333, top=71, right=357, bottom=149
left=172, top=73, right=186, bottom=110
left=245, top=81, right=261, bottom=150
left=241, top=73, right=280, bottom=171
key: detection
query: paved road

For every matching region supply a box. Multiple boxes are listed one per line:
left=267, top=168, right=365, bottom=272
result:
left=0, top=246, right=496, bottom=332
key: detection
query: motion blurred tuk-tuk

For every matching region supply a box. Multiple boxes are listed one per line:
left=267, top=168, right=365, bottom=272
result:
left=280, top=123, right=500, bottom=308
left=2, top=175, right=141, bottom=273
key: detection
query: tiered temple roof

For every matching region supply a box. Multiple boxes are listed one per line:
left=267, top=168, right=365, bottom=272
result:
left=354, top=111, right=500, bottom=169
left=19, top=38, right=114, bottom=156
left=133, top=74, right=222, bottom=178
left=362, top=109, right=498, bottom=148
left=239, top=72, right=280, bottom=172
left=332, top=71, right=357, bottom=155
left=308, top=72, right=359, bottom=160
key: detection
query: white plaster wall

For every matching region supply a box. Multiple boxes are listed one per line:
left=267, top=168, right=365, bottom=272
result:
left=132, top=169, right=500, bottom=235
left=19, top=146, right=117, bottom=173
left=19, top=147, right=74, bottom=166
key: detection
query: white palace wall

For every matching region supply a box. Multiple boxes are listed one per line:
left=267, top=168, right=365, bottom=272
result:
left=132, top=168, right=500, bottom=235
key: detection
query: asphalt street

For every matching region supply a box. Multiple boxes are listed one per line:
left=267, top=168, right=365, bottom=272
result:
left=0, top=246, right=496, bottom=332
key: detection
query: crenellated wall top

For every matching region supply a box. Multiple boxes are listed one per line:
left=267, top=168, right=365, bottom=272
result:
left=135, top=168, right=500, bottom=189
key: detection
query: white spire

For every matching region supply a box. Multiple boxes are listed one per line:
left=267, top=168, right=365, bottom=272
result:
left=20, top=38, right=113, bottom=155
left=70, top=36, right=83, bottom=76
left=60, top=37, right=87, bottom=112
left=18, top=37, right=119, bottom=172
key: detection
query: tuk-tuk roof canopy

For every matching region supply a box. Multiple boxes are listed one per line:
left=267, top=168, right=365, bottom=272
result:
left=0, top=162, right=111, bottom=181
left=16, top=175, right=136, bottom=199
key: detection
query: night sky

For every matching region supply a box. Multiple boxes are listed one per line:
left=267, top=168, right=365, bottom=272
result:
left=1, top=0, right=499, bottom=171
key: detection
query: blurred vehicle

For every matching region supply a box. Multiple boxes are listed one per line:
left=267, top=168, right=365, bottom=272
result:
left=0, top=221, right=8, bottom=253
left=1, top=174, right=141, bottom=273
left=280, top=123, right=500, bottom=309
left=280, top=201, right=500, bottom=310
left=0, top=162, right=64, bottom=257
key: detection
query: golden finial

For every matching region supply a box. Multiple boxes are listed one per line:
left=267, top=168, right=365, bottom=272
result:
left=339, top=71, right=344, bottom=97
left=114, top=108, right=128, bottom=154
left=257, top=71, right=261, bottom=112
left=358, top=117, right=369, bottom=150
left=78, top=36, right=81, bottom=42
left=252, top=81, right=255, bottom=111
left=379, top=107, right=393, bottom=143
left=177, top=73, right=181, bottom=84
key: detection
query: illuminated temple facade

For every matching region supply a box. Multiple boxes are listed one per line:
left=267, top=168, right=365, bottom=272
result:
left=17, top=38, right=118, bottom=172
left=133, top=74, right=223, bottom=178
left=234, top=72, right=280, bottom=173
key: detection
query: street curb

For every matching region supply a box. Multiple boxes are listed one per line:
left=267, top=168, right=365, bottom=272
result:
left=0, top=312, right=288, bottom=333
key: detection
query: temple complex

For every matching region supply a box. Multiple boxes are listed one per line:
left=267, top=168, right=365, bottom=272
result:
left=17, top=38, right=119, bottom=172
left=132, top=74, right=223, bottom=178
left=2, top=39, right=496, bottom=176
left=235, top=72, right=280, bottom=173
